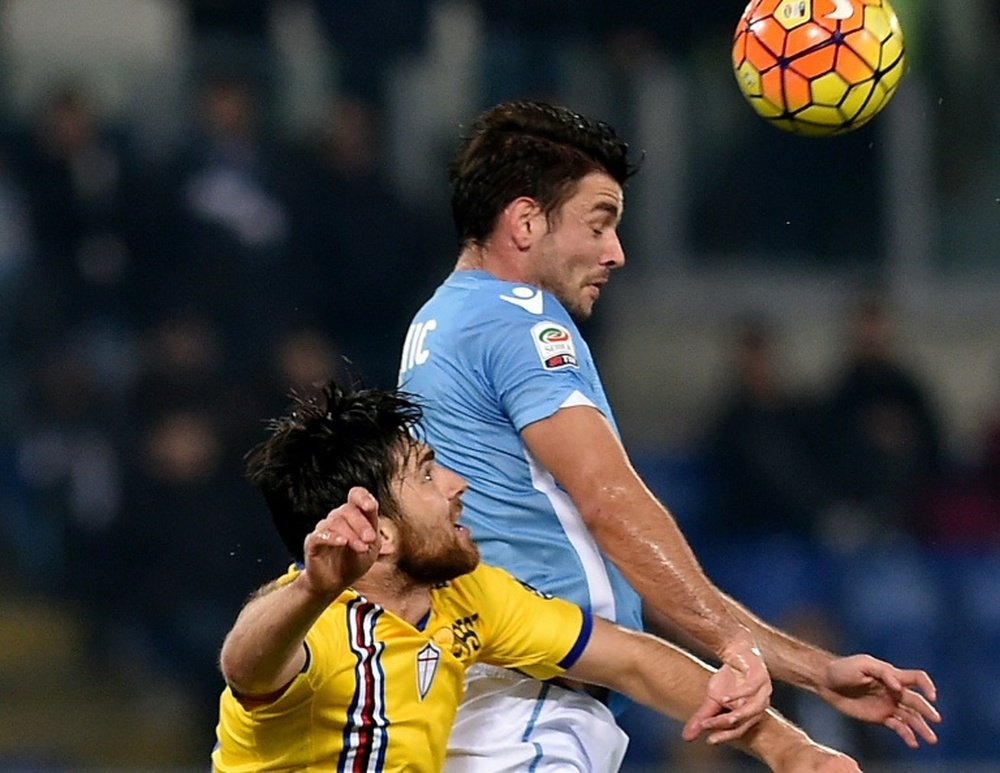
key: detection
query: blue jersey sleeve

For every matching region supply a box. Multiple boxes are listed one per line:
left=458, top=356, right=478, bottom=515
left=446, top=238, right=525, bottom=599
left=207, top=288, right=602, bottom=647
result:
left=468, top=295, right=602, bottom=432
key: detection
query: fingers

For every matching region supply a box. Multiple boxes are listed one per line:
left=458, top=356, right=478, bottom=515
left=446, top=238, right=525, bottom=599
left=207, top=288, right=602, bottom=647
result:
left=717, top=660, right=772, bottom=707
left=897, top=668, right=937, bottom=703
left=900, top=686, right=942, bottom=725
left=885, top=711, right=921, bottom=749
left=696, top=692, right=766, bottom=745
left=862, top=660, right=941, bottom=745
left=862, top=659, right=904, bottom=694
left=347, top=486, right=381, bottom=530
left=699, top=662, right=770, bottom=745
left=703, top=708, right=763, bottom=746
left=682, top=695, right=725, bottom=742
left=313, top=488, right=380, bottom=553
left=887, top=701, right=939, bottom=747
left=859, top=657, right=938, bottom=702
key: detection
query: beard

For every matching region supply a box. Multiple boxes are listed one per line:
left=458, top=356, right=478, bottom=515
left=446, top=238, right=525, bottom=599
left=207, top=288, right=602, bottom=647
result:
left=533, top=273, right=596, bottom=322
left=396, top=524, right=480, bottom=584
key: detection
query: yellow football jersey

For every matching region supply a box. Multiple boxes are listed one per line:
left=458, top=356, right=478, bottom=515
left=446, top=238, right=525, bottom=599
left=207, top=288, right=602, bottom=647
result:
left=213, top=562, right=590, bottom=772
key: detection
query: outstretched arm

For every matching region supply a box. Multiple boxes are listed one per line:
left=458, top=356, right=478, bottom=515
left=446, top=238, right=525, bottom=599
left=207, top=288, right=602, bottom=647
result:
left=522, top=405, right=771, bottom=727
left=522, top=406, right=940, bottom=747
left=219, top=487, right=381, bottom=697
left=524, top=406, right=940, bottom=748
left=716, top=592, right=941, bottom=749
left=566, top=617, right=860, bottom=772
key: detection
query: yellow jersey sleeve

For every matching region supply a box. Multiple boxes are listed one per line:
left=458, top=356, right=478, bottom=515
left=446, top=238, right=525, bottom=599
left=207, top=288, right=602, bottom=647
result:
left=460, top=564, right=592, bottom=680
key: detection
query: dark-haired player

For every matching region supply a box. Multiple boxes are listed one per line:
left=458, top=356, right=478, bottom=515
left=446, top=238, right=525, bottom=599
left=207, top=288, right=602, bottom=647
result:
left=212, top=381, right=866, bottom=772
left=398, top=100, right=940, bottom=769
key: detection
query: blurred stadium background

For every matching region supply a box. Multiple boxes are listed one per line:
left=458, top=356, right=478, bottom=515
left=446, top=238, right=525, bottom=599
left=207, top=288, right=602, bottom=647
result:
left=0, top=1, right=998, bottom=770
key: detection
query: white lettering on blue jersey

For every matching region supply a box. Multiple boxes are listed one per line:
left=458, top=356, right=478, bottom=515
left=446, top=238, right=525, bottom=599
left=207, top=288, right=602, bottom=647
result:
left=399, top=319, right=437, bottom=377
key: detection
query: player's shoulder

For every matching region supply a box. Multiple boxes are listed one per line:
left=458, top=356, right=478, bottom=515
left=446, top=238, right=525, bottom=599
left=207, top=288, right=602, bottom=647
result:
left=446, top=271, right=571, bottom=326
left=450, top=563, right=554, bottom=600
left=442, top=563, right=511, bottom=601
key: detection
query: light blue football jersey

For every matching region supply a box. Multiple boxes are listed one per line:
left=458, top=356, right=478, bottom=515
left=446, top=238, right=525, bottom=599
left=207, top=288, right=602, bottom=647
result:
left=399, top=270, right=643, bottom=637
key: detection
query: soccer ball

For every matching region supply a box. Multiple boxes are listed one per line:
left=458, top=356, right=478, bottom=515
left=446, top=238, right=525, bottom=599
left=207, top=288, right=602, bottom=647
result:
left=732, top=0, right=906, bottom=136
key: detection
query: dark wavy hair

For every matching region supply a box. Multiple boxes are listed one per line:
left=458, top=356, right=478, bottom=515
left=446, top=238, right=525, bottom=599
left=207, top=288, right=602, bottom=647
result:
left=245, top=381, right=422, bottom=562
left=449, top=100, right=638, bottom=248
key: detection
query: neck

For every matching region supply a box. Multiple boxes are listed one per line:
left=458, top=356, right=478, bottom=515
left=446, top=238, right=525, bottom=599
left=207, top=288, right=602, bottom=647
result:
left=353, top=569, right=432, bottom=627
left=455, top=241, right=529, bottom=284
left=455, top=243, right=489, bottom=274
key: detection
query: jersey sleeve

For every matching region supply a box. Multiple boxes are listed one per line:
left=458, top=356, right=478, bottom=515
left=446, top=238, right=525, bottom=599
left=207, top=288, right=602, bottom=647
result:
left=466, top=564, right=593, bottom=680
left=240, top=566, right=349, bottom=710
left=467, top=297, right=601, bottom=432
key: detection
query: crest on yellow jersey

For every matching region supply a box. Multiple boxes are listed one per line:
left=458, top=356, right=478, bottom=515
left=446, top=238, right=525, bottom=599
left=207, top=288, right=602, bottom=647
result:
left=416, top=642, right=441, bottom=701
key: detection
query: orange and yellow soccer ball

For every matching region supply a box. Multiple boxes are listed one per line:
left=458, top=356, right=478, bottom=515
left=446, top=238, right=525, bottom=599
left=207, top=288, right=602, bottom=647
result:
left=732, top=0, right=906, bottom=136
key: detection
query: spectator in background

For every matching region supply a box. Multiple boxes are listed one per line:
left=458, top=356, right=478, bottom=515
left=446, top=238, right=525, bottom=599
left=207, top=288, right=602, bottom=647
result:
left=289, top=98, right=440, bottom=387
left=473, top=0, right=593, bottom=105
left=707, top=316, right=837, bottom=542
left=110, top=308, right=288, bottom=739
left=14, top=86, right=145, bottom=334
left=237, top=325, right=343, bottom=452
left=824, top=297, right=943, bottom=547
left=13, top=338, right=126, bottom=599
left=182, top=0, right=277, bottom=110
left=596, top=3, right=735, bottom=71
left=0, top=151, right=33, bottom=320
left=701, top=317, right=878, bottom=764
left=918, top=390, right=1000, bottom=548
left=0, top=148, right=35, bottom=436
left=0, top=147, right=33, bottom=577
left=312, top=0, right=431, bottom=109
left=150, top=72, right=298, bottom=360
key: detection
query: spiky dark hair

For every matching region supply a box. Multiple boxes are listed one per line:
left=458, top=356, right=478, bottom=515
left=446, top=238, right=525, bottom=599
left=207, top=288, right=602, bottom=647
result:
left=449, top=100, right=638, bottom=247
left=245, top=380, right=423, bottom=562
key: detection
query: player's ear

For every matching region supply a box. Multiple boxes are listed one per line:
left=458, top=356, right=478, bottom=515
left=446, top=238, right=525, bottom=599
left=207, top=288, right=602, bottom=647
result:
left=376, top=516, right=397, bottom=558
left=504, top=197, right=544, bottom=251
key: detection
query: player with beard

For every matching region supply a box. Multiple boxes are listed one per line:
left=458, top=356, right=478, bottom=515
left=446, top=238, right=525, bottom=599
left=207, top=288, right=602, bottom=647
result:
left=398, top=100, right=940, bottom=769
left=211, top=381, right=871, bottom=772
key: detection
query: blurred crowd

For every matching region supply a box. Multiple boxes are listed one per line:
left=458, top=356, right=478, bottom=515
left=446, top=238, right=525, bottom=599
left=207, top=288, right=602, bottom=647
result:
left=622, top=294, right=1000, bottom=767
left=0, top=0, right=999, bottom=768
left=707, top=298, right=1000, bottom=551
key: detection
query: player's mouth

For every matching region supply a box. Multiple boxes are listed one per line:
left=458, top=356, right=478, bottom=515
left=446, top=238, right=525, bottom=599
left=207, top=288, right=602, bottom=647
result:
left=587, top=273, right=609, bottom=290
left=586, top=279, right=606, bottom=299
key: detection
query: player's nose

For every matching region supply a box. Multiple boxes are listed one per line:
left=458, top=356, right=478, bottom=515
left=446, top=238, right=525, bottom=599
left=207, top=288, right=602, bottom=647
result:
left=603, top=232, right=625, bottom=269
left=438, top=464, right=468, bottom=499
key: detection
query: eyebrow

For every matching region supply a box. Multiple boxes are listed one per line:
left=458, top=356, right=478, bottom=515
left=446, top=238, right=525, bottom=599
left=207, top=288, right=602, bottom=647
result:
left=417, top=446, right=435, bottom=466
left=591, top=201, right=622, bottom=222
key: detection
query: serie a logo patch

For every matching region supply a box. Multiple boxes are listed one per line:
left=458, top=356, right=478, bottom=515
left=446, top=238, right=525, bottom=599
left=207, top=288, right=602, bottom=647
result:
left=530, top=321, right=578, bottom=371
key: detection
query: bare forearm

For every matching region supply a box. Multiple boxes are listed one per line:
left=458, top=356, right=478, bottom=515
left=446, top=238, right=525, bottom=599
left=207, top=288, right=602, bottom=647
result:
left=567, top=622, right=718, bottom=720
left=720, top=591, right=832, bottom=691
left=220, top=575, right=339, bottom=694
left=738, top=707, right=818, bottom=769
left=568, top=621, right=842, bottom=771
left=521, top=407, right=759, bottom=660
left=586, top=490, right=747, bottom=654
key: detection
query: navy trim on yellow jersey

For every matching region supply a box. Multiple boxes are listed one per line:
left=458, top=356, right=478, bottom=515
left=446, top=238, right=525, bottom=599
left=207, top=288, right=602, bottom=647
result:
left=556, top=609, right=593, bottom=669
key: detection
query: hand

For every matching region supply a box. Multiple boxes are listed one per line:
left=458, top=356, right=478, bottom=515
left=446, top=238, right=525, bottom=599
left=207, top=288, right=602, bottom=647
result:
left=683, top=633, right=772, bottom=744
left=773, top=740, right=862, bottom=773
left=819, top=654, right=940, bottom=748
left=300, top=487, right=381, bottom=597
